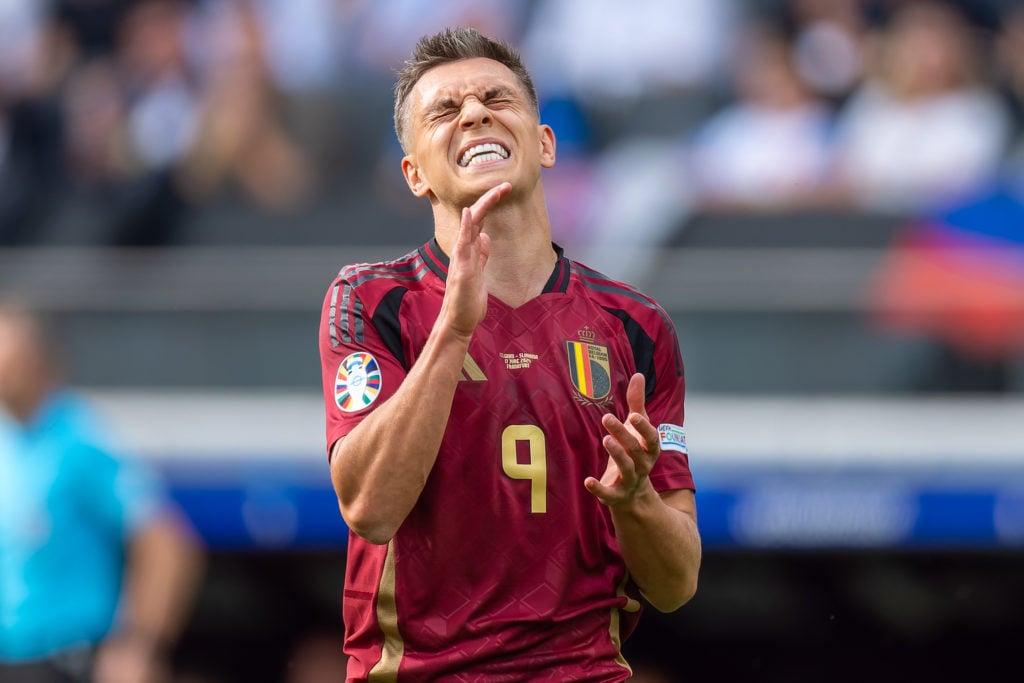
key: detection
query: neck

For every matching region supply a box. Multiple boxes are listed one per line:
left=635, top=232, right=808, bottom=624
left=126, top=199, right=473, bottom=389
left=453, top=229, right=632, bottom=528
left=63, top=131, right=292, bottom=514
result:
left=4, top=384, right=52, bottom=426
left=483, top=233, right=558, bottom=307
left=434, top=188, right=558, bottom=307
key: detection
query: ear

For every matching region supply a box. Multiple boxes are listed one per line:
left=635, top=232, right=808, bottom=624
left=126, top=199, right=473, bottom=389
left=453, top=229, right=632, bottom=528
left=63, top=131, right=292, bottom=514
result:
left=539, top=124, right=557, bottom=169
left=402, top=155, right=432, bottom=197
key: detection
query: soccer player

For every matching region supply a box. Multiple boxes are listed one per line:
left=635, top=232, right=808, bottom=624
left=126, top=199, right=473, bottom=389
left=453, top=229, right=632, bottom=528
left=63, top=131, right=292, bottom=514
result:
left=319, top=27, right=701, bottom=681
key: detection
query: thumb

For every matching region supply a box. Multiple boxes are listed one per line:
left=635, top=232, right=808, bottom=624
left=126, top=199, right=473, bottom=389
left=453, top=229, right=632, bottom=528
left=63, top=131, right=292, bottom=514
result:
left=626, top=372, right=648, bottom=418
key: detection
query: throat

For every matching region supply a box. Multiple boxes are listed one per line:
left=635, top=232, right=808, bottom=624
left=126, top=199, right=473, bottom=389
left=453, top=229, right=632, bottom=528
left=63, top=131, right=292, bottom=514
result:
left=485, top=250, right=558, bottom=308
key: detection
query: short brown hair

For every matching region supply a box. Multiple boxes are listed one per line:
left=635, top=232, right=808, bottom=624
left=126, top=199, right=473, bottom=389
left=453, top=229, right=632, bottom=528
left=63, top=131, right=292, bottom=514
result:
left=393, top=27, right=540, bottom=153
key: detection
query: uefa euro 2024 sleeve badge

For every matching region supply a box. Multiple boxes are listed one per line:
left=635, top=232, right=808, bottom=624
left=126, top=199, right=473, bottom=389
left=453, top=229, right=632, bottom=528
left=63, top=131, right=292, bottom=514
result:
left=335, top=352, right=381, bottom=412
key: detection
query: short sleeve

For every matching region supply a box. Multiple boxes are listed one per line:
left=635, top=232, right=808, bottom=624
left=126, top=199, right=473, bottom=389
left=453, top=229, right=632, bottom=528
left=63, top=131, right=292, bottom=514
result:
left=319, top=274, right=410, bottom=458
left=643, top=312, right=694, bottom=493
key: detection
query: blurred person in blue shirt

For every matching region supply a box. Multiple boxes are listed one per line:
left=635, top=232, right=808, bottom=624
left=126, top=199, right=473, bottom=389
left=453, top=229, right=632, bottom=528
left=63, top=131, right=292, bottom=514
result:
left=0, top=302, right=203, bottom=683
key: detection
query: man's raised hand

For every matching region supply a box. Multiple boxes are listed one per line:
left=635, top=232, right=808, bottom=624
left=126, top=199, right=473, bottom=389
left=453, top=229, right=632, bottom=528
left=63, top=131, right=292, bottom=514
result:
left=443, top=183, right=512, bottom=338
left=585, top=373, right=662, bottom=507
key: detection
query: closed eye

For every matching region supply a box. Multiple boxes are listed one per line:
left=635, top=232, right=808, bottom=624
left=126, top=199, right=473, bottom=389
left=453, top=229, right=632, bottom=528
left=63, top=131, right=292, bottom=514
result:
left=426, top=98, right=460, bottom=121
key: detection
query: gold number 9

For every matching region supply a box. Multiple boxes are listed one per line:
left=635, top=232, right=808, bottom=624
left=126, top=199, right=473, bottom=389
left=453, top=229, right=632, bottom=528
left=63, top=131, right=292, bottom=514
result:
left=501, top=425, right=547, bottom=513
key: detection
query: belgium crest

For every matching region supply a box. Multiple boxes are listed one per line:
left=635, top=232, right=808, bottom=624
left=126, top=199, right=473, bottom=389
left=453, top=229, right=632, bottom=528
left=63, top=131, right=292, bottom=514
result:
left=566, top=329, right=613, bottom=407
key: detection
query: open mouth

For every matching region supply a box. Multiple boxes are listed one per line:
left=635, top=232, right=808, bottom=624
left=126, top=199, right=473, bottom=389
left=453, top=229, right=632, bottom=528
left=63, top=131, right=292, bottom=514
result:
left=458, top=142, right=510, bottom=167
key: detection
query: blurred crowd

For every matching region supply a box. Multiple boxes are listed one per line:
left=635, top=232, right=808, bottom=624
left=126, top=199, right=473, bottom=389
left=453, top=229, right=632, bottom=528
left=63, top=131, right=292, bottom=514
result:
left=2, top=0, right=1024, bottom=249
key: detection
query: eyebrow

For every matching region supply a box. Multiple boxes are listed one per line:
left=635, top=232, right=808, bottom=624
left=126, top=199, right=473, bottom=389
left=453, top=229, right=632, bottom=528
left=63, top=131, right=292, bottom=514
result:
left=481, top=86, right=514, bottom=100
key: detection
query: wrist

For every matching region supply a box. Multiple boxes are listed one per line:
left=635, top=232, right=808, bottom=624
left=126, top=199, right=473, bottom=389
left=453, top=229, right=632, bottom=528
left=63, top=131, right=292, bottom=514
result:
left=439, top=318, right=476, bottom=344
left=432, top=314, right=476, bottom=348
left=109, top=626, right=170, bottom=660
left=608, top=478, right=660, bottom=515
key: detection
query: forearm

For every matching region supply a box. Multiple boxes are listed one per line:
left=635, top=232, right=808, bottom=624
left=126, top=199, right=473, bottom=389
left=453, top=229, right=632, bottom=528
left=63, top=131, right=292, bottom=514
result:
left=330, top=182, right=508, bottom=543
left=610, top=486, right=701, bottom=613
left=331, top=322, right=471, bottom=544
left=118, top=514, right=204, bottom=650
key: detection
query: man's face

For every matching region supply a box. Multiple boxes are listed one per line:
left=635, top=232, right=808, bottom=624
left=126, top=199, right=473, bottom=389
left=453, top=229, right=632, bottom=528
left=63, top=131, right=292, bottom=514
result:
left=401, top=58, right=555, bottom=207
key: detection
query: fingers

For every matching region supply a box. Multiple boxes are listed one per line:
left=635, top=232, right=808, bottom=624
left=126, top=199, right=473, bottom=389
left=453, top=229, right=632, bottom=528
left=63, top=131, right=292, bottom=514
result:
left=631, top=412, right=661, bottom=454
left=457, top=182, right=511, bottom=251
left=602, top=432, right=637, bottom=480
left=441, top=183, right=509, bottom=339
left=584, top=452, right=622, bottom=501
left=601, top=413, right=641, bottom=456
left=584, top=475, right=613, bottom=502
left=602, top=411, right=659, bottom=459
left=587, top=375, right=660, bottom=506
left=458, top=207, right=475, bottom=248
left=467, top=182, right=512, bottom=225
left=585, top=440, right=633, bottom=506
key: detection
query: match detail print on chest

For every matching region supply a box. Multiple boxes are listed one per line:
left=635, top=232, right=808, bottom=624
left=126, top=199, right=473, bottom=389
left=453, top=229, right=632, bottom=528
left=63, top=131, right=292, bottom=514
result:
left=458, top=311, right=617, bottom=412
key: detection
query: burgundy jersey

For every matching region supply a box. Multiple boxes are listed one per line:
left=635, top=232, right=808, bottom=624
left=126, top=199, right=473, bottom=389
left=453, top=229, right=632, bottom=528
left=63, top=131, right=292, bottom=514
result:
left=319, top=240, right=694, bottom=682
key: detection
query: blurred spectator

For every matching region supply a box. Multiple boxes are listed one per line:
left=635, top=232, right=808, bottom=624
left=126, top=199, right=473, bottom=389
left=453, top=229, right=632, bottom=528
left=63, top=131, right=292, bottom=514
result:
left=0, top=98, right=64, bottom=246
left=110, top=0, right=198, bottom=245
left=60, top=58, right=131, bottom=189
left=0, top=1, right=66, bottom=98
left=685, top=23, right=837, bottom=210
left=0, top=2, right=74, bottom=245
left=247, top=0, right=348, bottom=178
left=785, top=0, right=870, bottom=103
left=831, top=1, right=1012, bottom=212
left=178, top=0, right=314, bottom=211
left=0, top=301, right=205, bottom=681
left=118, top=0, right=198, bottom=175
left=249, top=0, right=340, bottom=96
left=56, top=0, right=198, bottom=246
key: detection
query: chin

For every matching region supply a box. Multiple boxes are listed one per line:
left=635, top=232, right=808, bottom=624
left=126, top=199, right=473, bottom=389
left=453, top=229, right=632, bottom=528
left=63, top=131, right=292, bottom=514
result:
left=461, top=177, right=510, bottom=199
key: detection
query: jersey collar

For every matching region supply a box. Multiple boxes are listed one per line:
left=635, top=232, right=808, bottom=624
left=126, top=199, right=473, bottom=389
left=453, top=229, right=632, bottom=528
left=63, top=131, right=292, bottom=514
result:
left=418, top=239, right=570, bottom=294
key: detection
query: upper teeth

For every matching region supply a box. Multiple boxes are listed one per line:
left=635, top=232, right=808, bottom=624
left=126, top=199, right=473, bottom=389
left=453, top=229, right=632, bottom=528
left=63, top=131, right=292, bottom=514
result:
left=459, top=143, right=509, bottom=167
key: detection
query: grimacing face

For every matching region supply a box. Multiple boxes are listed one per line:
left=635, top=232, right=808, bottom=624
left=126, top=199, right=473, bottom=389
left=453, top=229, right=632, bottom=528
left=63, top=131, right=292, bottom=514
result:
left=400, top=58, right=555, bottom=207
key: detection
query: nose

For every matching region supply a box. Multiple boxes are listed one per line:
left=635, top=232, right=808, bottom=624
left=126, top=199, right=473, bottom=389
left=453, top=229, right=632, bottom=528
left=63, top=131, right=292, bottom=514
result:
left=459, top=98, right=492, bottom=129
